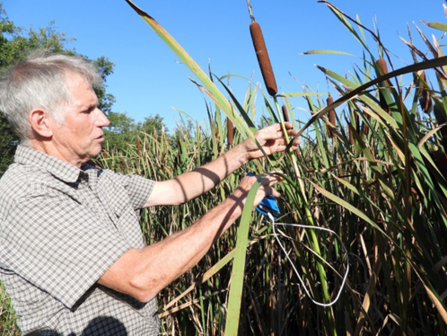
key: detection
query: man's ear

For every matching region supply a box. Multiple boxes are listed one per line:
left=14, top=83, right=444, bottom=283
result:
left=29, top=109, right=53, bottom=138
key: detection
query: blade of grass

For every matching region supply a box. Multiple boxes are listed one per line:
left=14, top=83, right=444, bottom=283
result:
left=224, top=177, right=262, bottom=336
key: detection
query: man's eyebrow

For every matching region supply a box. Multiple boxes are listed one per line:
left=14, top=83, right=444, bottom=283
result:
left=79, top=103, right=96, bottom=112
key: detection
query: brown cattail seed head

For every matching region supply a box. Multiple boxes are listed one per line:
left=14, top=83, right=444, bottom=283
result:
left=363, top=121, right=369, bottom=136
left=418, top=71, right=433, bottom=114
left=281, top=105, right=290, bottom=122
left=137, top=139, right=141, bottom=156
left=326, top=97, right=336, bottom=138
left=349, top=125, right=354, bottom=145
left=250, top=21, right=277, bottom=96
left=376, top=58, right=388, bottom=76
left=227, top=117, right=234, bottom=145
left=377, top=58, right=390, bottom=114
left=214, top=123, right=219, bottom=140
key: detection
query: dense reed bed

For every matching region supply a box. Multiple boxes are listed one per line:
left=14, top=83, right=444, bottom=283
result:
left=2, top=1, right=447, bottom=335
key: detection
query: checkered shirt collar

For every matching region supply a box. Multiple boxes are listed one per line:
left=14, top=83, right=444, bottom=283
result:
left=15, top=145, right=82, bottom=183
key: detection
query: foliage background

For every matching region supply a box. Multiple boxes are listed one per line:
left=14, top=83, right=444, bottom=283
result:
left=2, top=1, right=447, bottom=335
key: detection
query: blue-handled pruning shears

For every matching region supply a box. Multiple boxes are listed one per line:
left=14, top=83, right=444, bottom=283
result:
left=247, top=173, right=281, bottom=220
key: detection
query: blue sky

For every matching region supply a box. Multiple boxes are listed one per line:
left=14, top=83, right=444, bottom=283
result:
left=4, top=0, right=447, bottom=132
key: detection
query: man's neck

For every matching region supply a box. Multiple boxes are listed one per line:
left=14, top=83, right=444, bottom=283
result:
left=30, top=139, right=87, bottom=168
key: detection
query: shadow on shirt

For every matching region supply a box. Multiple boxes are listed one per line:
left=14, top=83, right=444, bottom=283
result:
left=27, top=316, right=128, bottom=335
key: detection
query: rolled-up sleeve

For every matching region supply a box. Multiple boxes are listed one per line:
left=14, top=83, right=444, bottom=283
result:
left=102, top=170, right=155, bottom=210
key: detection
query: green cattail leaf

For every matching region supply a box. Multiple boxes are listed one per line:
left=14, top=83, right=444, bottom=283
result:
left=164, top=249, right=235, bottom=312
left=322, top=1, right=373, bottom=58
left=422, top=281, right=447, bottom=324
left=279, top=92, right=328, bottom=98
left=215, top=76, right=276, bottom=162
left=225, top=177, right=261, bottom=336
left=421, top=21, right=447, bottom=33
left=214, top=76, right=256, bottom=130
left=171, top=107, right=195, bottom=120
left=418, top=122, right=447, bottom=148
left=331, top=174, right=361, bottom=196
left=125, top=0, right=257, bottom=142
left=302, top=49, right=356, bottom=56
left=414, top=24, right=439, bottom=58
left=162, top=225, right=269, bottom=314
left=310, top=181, right=392, bottom=240
left=297, top=56, right=447, bottom=138
left=418, top=147, right=447, bottom=220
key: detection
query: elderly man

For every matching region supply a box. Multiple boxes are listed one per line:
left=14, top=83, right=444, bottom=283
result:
left=0, top=51, right=298, bottom=335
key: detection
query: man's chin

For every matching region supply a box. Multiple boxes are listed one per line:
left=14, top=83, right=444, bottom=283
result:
left=91, top=145, right=103, bottom=157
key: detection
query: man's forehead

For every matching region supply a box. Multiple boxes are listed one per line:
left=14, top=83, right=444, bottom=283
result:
left=64, top=72, right=97, bottom=103
left=64, top=71, right=92, bottom=89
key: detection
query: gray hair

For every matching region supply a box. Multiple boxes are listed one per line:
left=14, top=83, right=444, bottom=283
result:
left=0, top=50, right=103, bottom=144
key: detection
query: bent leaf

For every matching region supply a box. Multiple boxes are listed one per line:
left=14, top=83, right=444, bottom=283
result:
left=421, top=20, right=447, bottom=33
left=302, top=49, right=356, bottom=56
left=124, top=0, right=257, bottom=140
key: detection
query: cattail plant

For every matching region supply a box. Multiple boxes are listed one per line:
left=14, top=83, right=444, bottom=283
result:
left=376, top=58, right=391, bottom=114
left=135, top=139, right=141, bottom=166
left=137, top=138, right=141, bottom=156
left=120, top=156, right=125, bottom=172
left=281, top=104, right=289, bottom=122
left=418, top=71, right=433, bottom=114
left=349, top=124, right=354, bottom=145
left=362, top=119, right=369, bottom=136
left=326, top=96, right=336, bottom=138
left=110, top=1, right=447, bottom=335
left=249, top=21, right=277, bottom=96
left=248, top=0, right=277, bottom=97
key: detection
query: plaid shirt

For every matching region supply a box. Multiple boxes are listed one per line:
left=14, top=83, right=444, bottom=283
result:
left=0, top=146, right=160, bottom=335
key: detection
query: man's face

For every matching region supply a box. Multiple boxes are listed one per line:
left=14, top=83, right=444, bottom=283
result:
left=50, top=72, right=110, bottom=166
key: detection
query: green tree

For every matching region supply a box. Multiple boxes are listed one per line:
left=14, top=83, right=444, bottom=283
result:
left=104, top=111, right=137, bottom=150
left=0, top=113, right=17, bottom=176
left=93, top=55, right=116, bottom=116
left=0, top=2, right=116, bottom=176
left=103, top=112, right=169, bottom=153
left=137, top=113, right=168, bottom=135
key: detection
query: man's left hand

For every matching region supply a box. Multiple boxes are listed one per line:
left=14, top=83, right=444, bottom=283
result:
left=242, top=122, right=299, bottom=160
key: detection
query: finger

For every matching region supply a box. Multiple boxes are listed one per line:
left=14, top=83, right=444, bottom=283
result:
left=260, top=185, right=281, bottom=198
left=275, top=122, right=293, bottom=130
left=268, top=138, right=299, bottom=149
left=269, top=186, right=281, bottom=198
left=260, top=123, right=288, bottom=134
left=276, top=124, right=299, bottom=139
left=287, top=129, right=299, bottom=137
left=257, top=129, right=290, bottom=142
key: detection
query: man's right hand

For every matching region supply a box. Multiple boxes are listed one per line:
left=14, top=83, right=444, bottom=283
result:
left=230, top=172, right=282, bottom=210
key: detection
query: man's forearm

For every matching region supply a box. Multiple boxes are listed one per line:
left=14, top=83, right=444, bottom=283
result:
left=145, top=122, right=298, bottom=207
left=175, top=143, right=249, bottom=201
left=145, top=143, right=250, bottom=207
left=99, top=191, right=245, bottom=302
